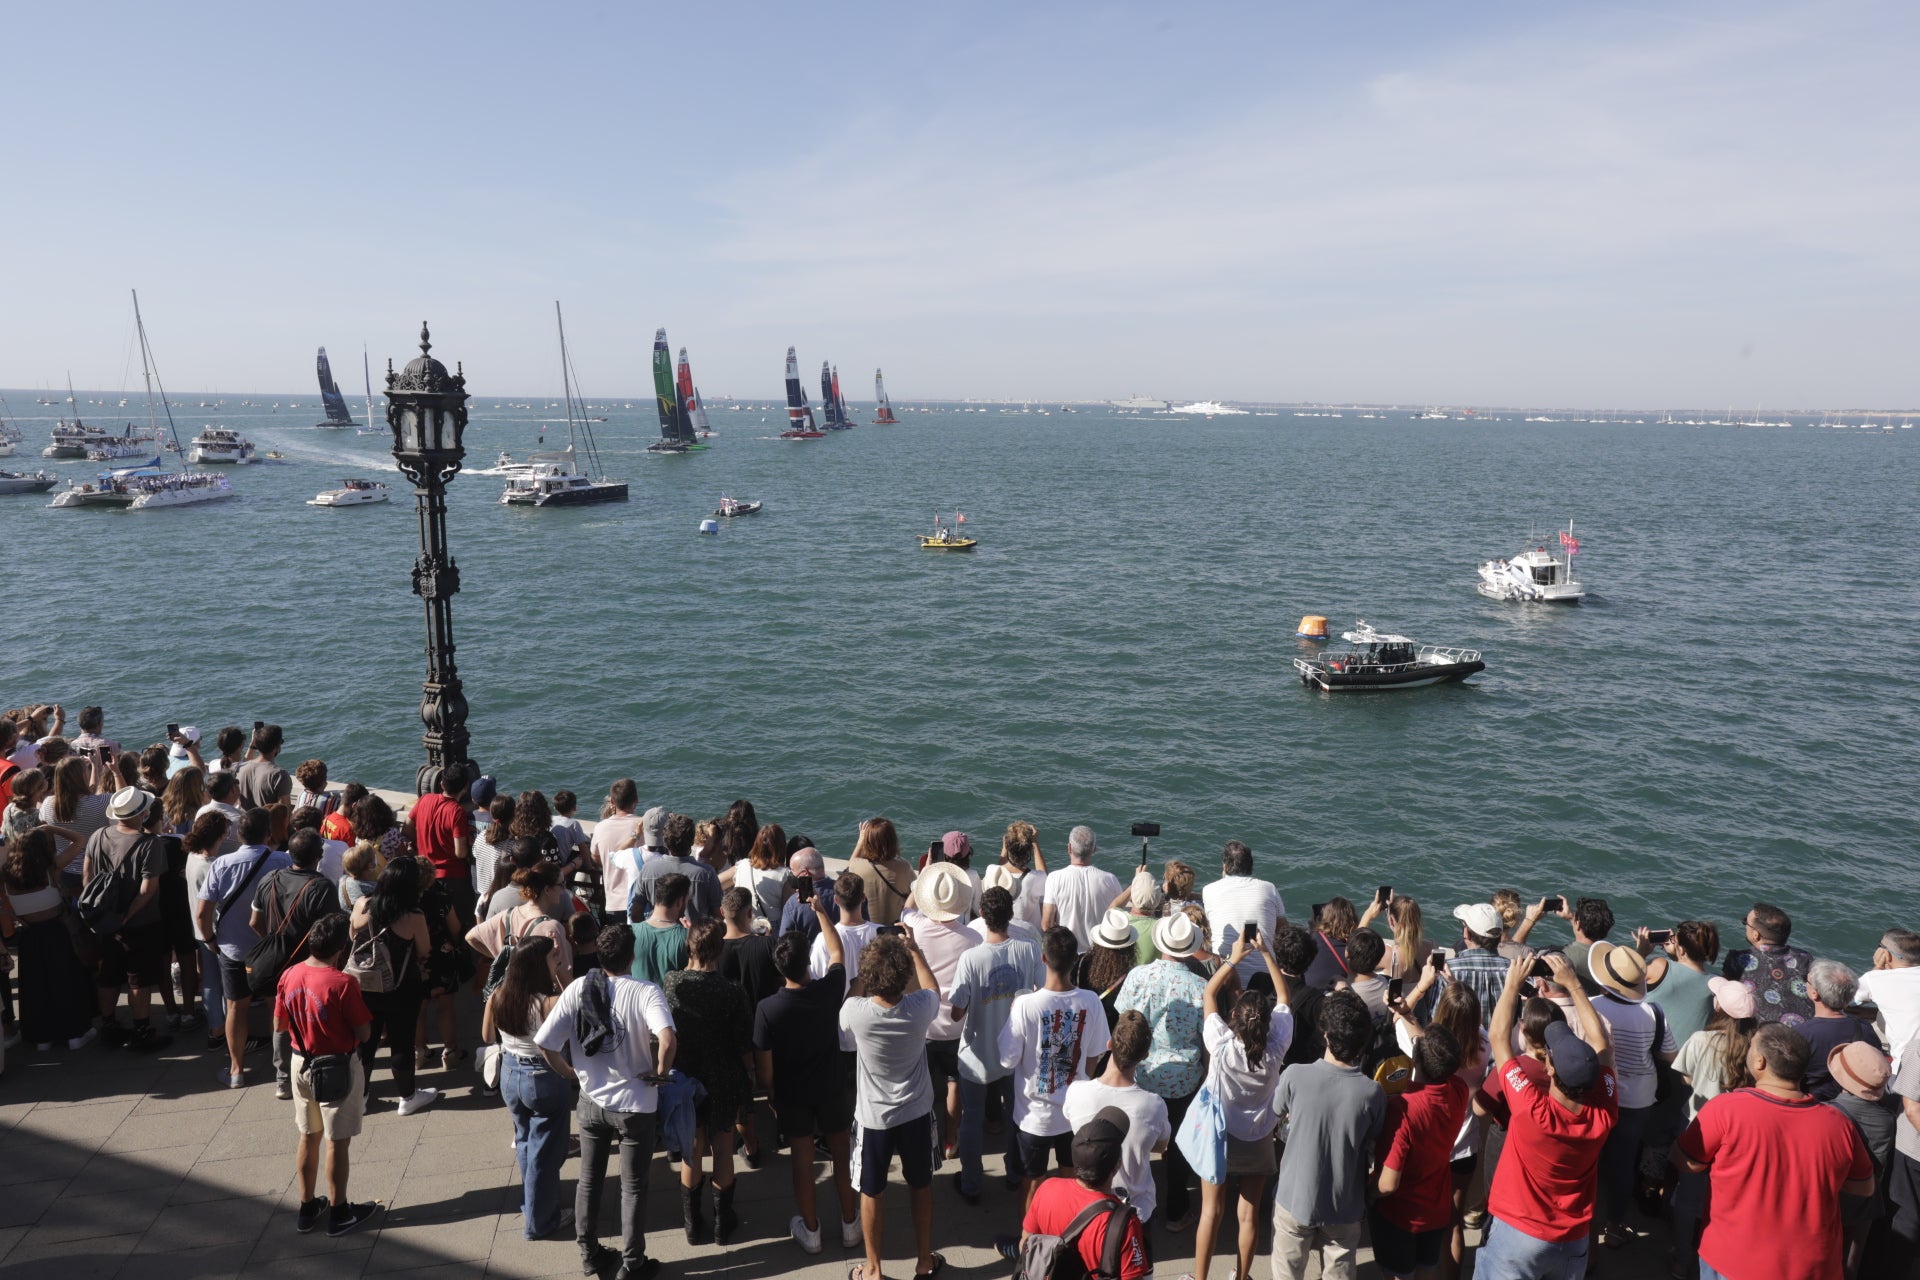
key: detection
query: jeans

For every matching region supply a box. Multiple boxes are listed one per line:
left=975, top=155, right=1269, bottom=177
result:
left=577, top=1093, right=657, bottom=1267
left=957, top=1075, right=1018, bottom=1196
left=1699, top=1263, right=1731, bottom=1280
left=504, top=1054, right=574, bottom=1238
left=1476, top=1218, right=1590, bottom=1280
left=1670, top=1164, right=1709, bottom=1269
left=1598, top=1103, right=1651, bottom=1226
left=197, top=941, right=226, bottom=1031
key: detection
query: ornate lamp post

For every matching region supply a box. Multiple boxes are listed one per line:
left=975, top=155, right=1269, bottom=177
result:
left=385, top=322, right=474, bottom=796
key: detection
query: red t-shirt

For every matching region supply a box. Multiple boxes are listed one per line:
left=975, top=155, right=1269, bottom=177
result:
left=1376, top=1076, right=1471, bottom=1232
left=409, top=793, right=473, bottom=878
left=1678, top=1088, right=1872, bottom=1280
left=274, top=960, right=372, bottom=1057
left=1021, top=1177, right=1150, bottom=1280
left=1487, top=1055, right=1618, bottom=1243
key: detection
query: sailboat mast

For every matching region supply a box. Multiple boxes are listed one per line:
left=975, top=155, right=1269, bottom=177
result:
left=556, top=301, right=579, bottom=455
left=362, top=346, right=376, bottom=430
left=66, top=374, right=84, bottom=430
left=131, top=290, right=186, bottom=466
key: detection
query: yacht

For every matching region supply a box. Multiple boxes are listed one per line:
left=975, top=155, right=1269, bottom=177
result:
left=0, top=469, right=58, bottom=495
left=42, top=421, right=98, bottom=458
left=1168, top=400, right=1248, bottom=415
left=1477, top=523, right=1585, bottom=603
left=1293, top=622, right=1485, bottom=691
left=500, top=451, right=628, bottom=506
left=308, top=477, right=390, bottom=507
left=187, top=425, right=256, bottom=464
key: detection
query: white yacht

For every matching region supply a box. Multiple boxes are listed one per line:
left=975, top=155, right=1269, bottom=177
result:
left=1477, top=522, right=1585, bottom=603
left=308, top=477, right=390, bottom=507
left=1168, top=400, right=1248, bottom=416
left=188, top=425, right=256, bottom=464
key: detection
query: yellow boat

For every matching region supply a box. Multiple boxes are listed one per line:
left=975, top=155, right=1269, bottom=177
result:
left=919, top=533, right=977, bottom=550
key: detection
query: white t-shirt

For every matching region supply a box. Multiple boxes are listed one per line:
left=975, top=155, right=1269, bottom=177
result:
left=984, top=864, right=1049, bottom=936
left=812, top=920, right=881, bottom=1050
left=1063, top=1079, right=1172, bottom=1221
left=999, top=987, right=1110, bottom=1136
left=1201, top=876, right=1287, bottom=981
left=1043, top=863, right=1122, bottom=951
left=602, top=847, right=643, bottom=919
left=1859, top=967, right=1920, bottom=1073
left=1202, top=1008, right=1295, bottom=1141
left=317, top=838, right=347, bottom=884
left=534, top=972, right=675, bottom=1113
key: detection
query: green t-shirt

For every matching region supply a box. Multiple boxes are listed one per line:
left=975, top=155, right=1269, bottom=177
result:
left=631, top=920, right=689, bottom=986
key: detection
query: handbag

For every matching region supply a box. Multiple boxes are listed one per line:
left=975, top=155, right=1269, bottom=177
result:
left=1173, top=1081, right=1227, bottom=1186
left=288, top=1007, right=355, bottom=1104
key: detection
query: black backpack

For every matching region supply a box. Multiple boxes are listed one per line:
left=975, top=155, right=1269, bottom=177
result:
left=244, top=870, right=340, bottom=998
left=1016, top=1195, right=1135, bottom=1280
left=75, top=833, right=161, bottom=937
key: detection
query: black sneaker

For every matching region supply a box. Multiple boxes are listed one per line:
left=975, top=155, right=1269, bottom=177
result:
left=99, top=1022, right=129, bottom=1050
left=952, top=1171, right=981, bottom=1206
left=125, top=1023, right=173, bottom=1053
left=581, top=1243, right=619, bottom=1276
left=993, top=1234, right=1020, bottom=1262
left=296, top=1196, right=329, bottom=1234
left=613, top=1260, right=660, bottom=1280
left=327, top=1201, right=382, bottom=1237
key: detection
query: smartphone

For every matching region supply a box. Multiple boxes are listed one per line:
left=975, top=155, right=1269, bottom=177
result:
left=1243, top=922, right=1260, bottom=947
left=1388, top=977, right=1404, bottom=1002
left=1645, top=928, right=1674, bottom=947
left=797, top=877, right=815, bottom=903
left=1376, top=885, right=1392, bottom=908
left=254, top=719, right=264, bottom=732
left=166, top=722, right=180, bottom=738
left=1129, top=821, right=1160, bottom=838
left=1542, top=896, right=1565, bottom=914
left=1529, top=957, right=1555, bottom=980
left=1311, top=903, right=1325, bottom=923
left=1429, top=951, right=1447, bottom=972
left=926, top=839, right=945, bottom=864
left=875, top=924, right=904, bottom=938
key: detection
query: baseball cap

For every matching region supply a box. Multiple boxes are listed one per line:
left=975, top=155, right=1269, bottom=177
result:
left=468, top=775, right=498, bottom=808
left=1544, top=1022, right=1600, bottom=1093
left=1707, top=975, right=1756, bottom=1020
left=1453, top=903, right=1503, bottom=936
left=641, top=805, right=669, bottom=846
left=941, top=830, right=973, bottom=861
left=1070, top=1106, right=1129, bottom=1183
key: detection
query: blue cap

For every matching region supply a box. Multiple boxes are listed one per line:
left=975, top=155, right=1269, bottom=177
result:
left=1544, top=1022, right=1599, bottom=1093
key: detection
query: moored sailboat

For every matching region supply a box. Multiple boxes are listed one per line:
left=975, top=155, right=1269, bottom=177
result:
left=314, top=347, right=356, bottom=428
left=873, top=369, right=899, bottom=423
left=781, top=348, right=825, bottom=439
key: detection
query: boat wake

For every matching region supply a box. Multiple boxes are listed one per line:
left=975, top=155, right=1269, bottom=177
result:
left=252, top=433, right=399, bottom=472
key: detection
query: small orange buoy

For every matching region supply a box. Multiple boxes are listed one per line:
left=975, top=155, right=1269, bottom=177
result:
left=1296, top=614, right=1328, bottom=639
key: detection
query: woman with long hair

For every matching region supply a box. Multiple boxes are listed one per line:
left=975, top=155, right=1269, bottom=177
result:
left=740, top=822, right=788, bottom=925
left=663, top=919, right=753, bottom=1245
left=981, top=820, right=1048, bottom=935
left=350, top=857, right=437, bottom=1115
left=848, top=817, right=913, bottom=925
left=40, top=756, right=109, bottom=875
left=723, top=799, right=758, bottom=862
left=1305, top=896, right=1359, bottom=987
left=482, top=934, right=571, bottom=1240
left=1191, top=931, right=1293, bottom=1280
left=1077, top=910, right=1141, bottom=1032
left=470, top=794, right=518, bottom=909
left=410, top=854, right=471, bottom=1072
left=138, top=745, right=169, bottom=794
left=1361, top=892, right=1434, bottom=981
left=4, top=770, right=78, bottom=855
left=351, top=792, right=404, bottom=866
left=265, top=800, right=293, bottom=852
left=1, top=827, right=97, bottom=1049
left=157, top=767, right=211, bottom=1031
left=466, top=861, right=574, bottom=991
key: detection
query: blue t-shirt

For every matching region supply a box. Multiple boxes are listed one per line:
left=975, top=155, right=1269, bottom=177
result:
left=197, top=845, right=293, bottom=959
left=777, top=880, right=839, bottom=943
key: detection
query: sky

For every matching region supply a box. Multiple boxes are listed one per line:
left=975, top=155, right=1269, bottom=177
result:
left=3, top=1, right=1916, bottom=408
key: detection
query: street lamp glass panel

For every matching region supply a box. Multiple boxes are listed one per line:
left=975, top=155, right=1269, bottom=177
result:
left=402, top=406, right=424, bottom=453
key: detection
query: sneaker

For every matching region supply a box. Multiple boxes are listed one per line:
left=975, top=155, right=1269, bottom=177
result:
left=952, top=1171, right=980, bottom=1207
left=243, top=1034, right=271, bottom=1054
left=397, top=1088, right=439, bottom=1117
left=218, top=1067, right=246, bottom=1089
left=581, top=1243, right=619, bottom=1276
left=125, top=1023, right=173, bottom=1053
left=67, top=1028, right=98, bottom=1051
left=327, top=1201, right=382, bottom=1237
left=841, top=1217, right=862, bottom=1249
left=613, top=1261, right=660, bottom=1280
left=295, top=1196, right=329, bottom=1234
left=274, top=1078, right=293, bottom=1100
left=100, top=1022, right=128, bottom=1050
left=993, top=1235, right=1020, bottom=1263
left=415, top=1046, right=432, bottom=1069
left=1165, top=1207, right=1198, bottom=1233
left=204, top=1032, right=225, bottom=1053
left=791, top=1215, right=823, bottom=1255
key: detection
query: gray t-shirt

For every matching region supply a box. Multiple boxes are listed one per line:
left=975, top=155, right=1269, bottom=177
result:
left=840, top=988, right=939, bottom=1130
left=1272, top=1060, right=1387, bottom=1227
left=235, top=758, right=291, bottom=811
left=628, top=853, right=721, bottom=923
left=84, top=826, right=166, bottom=928
left=950, top=937, right=1042, bottom=1084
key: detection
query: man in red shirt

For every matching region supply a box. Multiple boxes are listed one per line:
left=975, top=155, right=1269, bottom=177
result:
left=1677, top=1023, right=1875, bottom=1280
left=274, top=913, right=378, bottom=1238
left=406, top=764, right=475, bottom=925
left=1018, top=1107, right=1150, bottom=1280
left=1477, top=952, right=1617, bottom=1280
left=1370, top=1022, right=1470, bottom=1280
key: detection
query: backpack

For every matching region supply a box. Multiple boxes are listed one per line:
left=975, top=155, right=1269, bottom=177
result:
left=483, top=905, right=563, bottom=1003
left=346, top=918, right=398, bottom=994
left=75, top=833, right=160, bottom=937
left=244, top=870, right=340, bottom=999
left=1016, top=1196, right=1134, bottom=1280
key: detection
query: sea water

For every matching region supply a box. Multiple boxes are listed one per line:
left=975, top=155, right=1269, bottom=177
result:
left=7, top=400, right=1916, bottom=961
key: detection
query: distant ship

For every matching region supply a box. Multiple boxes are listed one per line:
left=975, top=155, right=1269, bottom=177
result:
left=314, top=347, right=356, bottom=429
left=873, top=369, right=899, bottom=423
left=781, top=348, right=825, bottom=439
left=1110, top=395, right=1167, bottom=410
left=1169, top=400, right=1249, bottom=416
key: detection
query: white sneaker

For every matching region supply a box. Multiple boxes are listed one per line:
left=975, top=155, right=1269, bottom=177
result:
left=790, top=1215, right=823, bottom=1255
left=841, top=1216, right=862, bottom=1249
left=397, top=1088, right=439, bottom=1117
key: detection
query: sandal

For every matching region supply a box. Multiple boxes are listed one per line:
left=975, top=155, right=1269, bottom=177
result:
left=913, top=1254, right=946, bottom=1280
left=848, top=1267, right=883, bottom=1280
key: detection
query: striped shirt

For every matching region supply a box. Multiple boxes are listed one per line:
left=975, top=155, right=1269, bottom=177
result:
left=1445, top=943, right=1509, bottom=1028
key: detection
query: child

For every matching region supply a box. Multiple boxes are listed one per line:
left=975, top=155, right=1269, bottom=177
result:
left=338, top=842, right=379, bottom=911
left=568, top=911, right=602, bottom=975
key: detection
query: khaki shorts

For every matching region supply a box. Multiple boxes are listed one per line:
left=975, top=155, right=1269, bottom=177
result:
left=291, top=1052, right=366, bottom=1141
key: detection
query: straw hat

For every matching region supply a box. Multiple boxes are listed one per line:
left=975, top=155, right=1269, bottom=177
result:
left=913, top=861, right=972, bottom=923
left=106, top=787, right=153, bottom=823
left=1588, top=941, right=1648, bottom=1002
left=1829, top=1042, right=1890, bottom=1101
left=1153, top=912, right=1200, bottom=959
left=1091, top=909, right=1138, bottom=951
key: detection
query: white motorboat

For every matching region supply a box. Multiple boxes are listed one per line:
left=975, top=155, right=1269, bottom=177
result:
left=1168, top=400, right=1249, bottom=415
left=308, top=477, right=390, bottom=507
left=1477, top=521, right=1586, bottom=603
left=1292, top=622, right=1485, bottom=691
left=187, top=425, right=256, bottom=464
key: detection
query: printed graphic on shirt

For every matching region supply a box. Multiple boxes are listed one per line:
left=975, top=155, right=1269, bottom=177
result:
left=1032, top=1004, right=1091, bottom=1096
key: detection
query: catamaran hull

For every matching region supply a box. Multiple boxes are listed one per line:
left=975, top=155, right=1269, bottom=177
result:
left=127, top=485, right=235, bottom=510
left=43, top=444, right=86, bottom=459
left=503, top=482, right=629, bottom=507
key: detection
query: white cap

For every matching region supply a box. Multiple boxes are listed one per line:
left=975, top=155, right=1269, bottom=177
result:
left=1453, top=902, right=1504, bottom=936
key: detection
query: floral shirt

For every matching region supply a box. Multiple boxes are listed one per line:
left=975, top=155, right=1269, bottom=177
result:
left=1722, top=943, right=1815, bottom=1027
left=1115, top=957, right=1207, bottom=1100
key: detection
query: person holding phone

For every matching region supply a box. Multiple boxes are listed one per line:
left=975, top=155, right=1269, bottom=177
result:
left=1444, top=903, right=1511, bottom=1030
left=1200, top=840, right=1285, bottom=987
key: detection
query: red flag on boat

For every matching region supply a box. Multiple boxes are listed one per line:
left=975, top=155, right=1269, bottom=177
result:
left=1559, top=530, right=1580, bottom=554
left=956, top=511, right=967, bottom=524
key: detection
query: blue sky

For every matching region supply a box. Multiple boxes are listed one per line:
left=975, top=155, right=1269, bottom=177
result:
left=3, top=1, right=1914, bottom=406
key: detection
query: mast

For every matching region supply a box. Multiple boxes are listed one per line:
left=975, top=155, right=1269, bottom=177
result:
left=362, top=346, right=376, bottom=428
left=66, top=374, right=84, bottom=431
left=557, top=302, right=580, bottom=458
left=831, top=365, right=847, bottom=424
left=819, top=362, right=838, bottom=425
left=131, top=290, right=187, bottom=468
left=556, top=301, right=608, bottom=477
left=652, top=329, right=680, bottom=441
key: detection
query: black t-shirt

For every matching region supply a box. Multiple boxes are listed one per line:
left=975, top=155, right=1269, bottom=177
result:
left=752, top=964, right=847, bottom=1110
left=1283, top=984, right=1328, bottom=1067
left=722, top=934, right=782, bottom=1010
